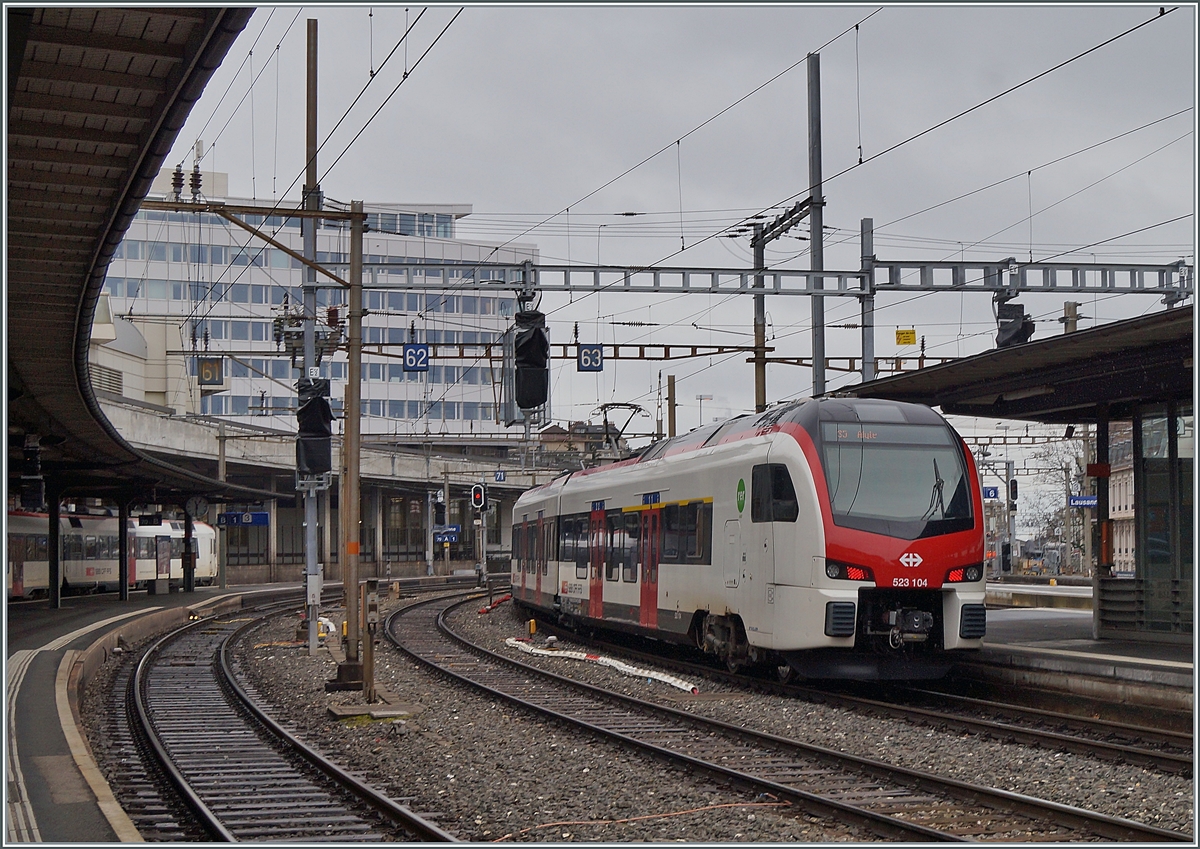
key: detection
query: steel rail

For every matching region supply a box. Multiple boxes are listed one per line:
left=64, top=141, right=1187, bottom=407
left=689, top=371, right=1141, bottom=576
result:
left=533, top=617, right=1192, bottom=775
left=218, top=611, right=458, bottom=842
left=390, top=593, right=1191, bottom=843
left=131, top=605, right=455, bottom=842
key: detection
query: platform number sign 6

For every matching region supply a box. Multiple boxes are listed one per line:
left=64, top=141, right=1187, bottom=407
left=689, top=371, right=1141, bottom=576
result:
left=577, top=344, right=603, bottom=372
left=402, top=343, right=430, bottom=372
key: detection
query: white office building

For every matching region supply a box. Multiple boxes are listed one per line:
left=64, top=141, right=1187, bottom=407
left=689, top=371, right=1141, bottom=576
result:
left=100, top=169, right=537, bottom=440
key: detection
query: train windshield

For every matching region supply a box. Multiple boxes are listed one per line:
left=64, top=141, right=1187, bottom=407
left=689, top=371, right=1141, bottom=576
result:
left=820, top=421, right=973, bottom=539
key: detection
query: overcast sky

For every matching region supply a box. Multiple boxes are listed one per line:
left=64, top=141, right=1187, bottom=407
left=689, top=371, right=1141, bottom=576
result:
left=162, top=3, right=1195, bottom=524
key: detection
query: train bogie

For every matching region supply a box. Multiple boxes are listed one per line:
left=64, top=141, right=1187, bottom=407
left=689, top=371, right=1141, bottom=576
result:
left=512, top=398, right=987, bottom=681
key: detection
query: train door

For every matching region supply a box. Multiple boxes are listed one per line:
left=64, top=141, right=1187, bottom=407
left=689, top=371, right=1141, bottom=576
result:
left=519, top=517, right=529, bottom=601
left=127, top=526, right=137, bottom=588
left=639, top=509, right=661, bottom=628
left=588, top=504, right=605, bottom=619
left=723, top=520, right=742, bottom=590
left=535, top=512, right=545, bottom=605
left=8, top=534, right=24, bottom=598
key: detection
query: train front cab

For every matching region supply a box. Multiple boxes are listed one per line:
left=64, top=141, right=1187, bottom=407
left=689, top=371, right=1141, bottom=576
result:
left=767, top=402, right=987, bottom=680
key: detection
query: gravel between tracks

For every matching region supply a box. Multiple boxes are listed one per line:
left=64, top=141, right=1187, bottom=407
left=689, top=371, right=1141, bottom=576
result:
left=452, top=598, right=1194, bottom=837
left=231, top=594, right=867, bottom=843
left=86, top=591, right=1193, bottom=842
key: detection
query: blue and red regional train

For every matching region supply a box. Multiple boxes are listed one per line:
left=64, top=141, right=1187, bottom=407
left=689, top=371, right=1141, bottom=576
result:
left=510, top=397, right=986, bottom=680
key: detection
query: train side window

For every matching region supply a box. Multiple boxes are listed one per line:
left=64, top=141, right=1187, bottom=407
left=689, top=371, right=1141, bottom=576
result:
left=752, top=464, right=799, bottom=523
left=623, top=513, right=639, bottom=582
left=559, top=516, right=575, bottom=563
left=682, top=504, right=700, bottom=558
left=575, top=518, right=589, bottom=579
left=661, top=504, right=681, bottom=562
left=84, top=535, right=98, bottom=560
left=695, top=503, right=713, bottom=563
left=510, top=525, right=521, bottom=570
left=605, top=512, right=621, bottom=582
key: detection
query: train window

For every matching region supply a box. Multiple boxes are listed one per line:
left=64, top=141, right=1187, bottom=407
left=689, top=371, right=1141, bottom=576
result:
left=696, top=503, right=710, bottom=563
left=605, top=513, right=622, bottom=582
left=63, top=534, right=81, bottom=560
left=751, top=464, right=798, bottom=523
left=29, top=535, right=48, bottom=560
left=575, top=517, right=589, bottom=579
left=662, top=505, right=681, bottom=561
left=659, top=501, right=712, bottom=564
left=623, top=513, right=639, bottom=582
left=820, top=421, right=972, bottom=539
left=559, top=517, right=575, bottom=563
left=541, top=518, right=553, bottom=575
left=84, top=535, right=98, bottom=560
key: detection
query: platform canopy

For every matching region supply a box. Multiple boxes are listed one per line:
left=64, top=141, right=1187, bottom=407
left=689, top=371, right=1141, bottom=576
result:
left=845, top=306, right=1193, bottom=424
left=6, top=7, right=259, bottom=502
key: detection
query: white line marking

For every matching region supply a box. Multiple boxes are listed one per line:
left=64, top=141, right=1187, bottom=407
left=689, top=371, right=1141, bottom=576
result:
left=986, top=643, right=1193, bottom=671
left=56, top=651, right=143, bottom=841
left=6, top=607, right=161, bottom=842
left=7, top=650, right=41, bottom=843
left=40, top=608, right=161, bottom=652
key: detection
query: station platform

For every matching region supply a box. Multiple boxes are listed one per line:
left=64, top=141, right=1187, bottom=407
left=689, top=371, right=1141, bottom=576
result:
left=971, top=580, right=1193, bottom=713
left=5, top=580, right=1193, bottom=843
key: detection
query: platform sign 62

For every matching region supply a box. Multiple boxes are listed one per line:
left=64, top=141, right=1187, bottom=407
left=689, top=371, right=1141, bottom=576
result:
left=402, top=343, right=430, bottom=372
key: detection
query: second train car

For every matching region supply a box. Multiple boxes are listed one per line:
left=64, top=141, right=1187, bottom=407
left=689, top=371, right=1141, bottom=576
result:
left=511, top=397, right=986, bottom=680
left=7, top=511, right=218, bottom=599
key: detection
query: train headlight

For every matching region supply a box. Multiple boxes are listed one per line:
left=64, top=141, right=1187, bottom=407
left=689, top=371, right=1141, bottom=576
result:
left=945, top=564, right=984, bottom=583
left=825, top=560, right=875, bottom=582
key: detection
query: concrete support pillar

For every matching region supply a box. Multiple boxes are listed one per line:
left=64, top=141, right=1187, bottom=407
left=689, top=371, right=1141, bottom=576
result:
left=267, top=477, right=278, bottom=582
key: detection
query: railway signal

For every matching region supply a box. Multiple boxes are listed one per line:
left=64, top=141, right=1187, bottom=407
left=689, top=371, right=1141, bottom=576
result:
left=513, top=309, right=550, bottom=410
left=471, top=484, right=488, bottom=511
left=295, top=377, right=333, bottom=475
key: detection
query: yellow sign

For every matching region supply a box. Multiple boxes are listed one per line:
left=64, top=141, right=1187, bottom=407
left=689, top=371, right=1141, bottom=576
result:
left=895, top=329, right=917, bottom=346
left=197, top=356, right=223, bottom=385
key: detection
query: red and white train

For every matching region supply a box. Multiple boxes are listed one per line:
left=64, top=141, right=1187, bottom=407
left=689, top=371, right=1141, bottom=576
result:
left=7, top=511, right=218, bottom=599
left=510, top=397, right=986, bottom=680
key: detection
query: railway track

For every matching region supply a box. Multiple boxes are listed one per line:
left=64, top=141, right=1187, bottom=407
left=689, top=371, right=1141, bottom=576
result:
left=388, top=592, right=1190, bottom=843
left=131, top=607, right=457, bottom=842
left=527, top=619, right=1193, bottom=776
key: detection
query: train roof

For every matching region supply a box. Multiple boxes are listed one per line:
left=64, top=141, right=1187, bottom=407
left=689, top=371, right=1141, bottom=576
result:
left=516, top=397, right=951, bottom=499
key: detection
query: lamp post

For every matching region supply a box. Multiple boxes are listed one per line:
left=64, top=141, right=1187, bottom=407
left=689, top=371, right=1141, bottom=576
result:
left=696, top=394, right=713, bottom=427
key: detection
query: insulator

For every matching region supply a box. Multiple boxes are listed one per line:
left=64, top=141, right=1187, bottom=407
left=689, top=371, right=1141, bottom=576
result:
left=189, top=164, right=202, bottom=200
left=327, top=306, right=339, bottom=327
left=171, top=165, right=185, bottom=200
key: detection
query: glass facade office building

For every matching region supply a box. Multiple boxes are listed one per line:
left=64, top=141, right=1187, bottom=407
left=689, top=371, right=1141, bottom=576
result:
left=102, top=173, right=537, bottom=438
